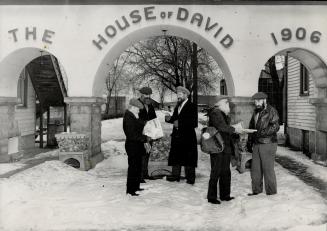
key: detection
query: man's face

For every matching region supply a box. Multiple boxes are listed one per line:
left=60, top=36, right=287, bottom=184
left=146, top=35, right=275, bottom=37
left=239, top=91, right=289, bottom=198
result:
left=177, top=91, right=187, bottom=103
left=140, top=94, right=151, bottom=105
left=216, top=99, right=230, bottom=115
left=254, top=99, right=265, bottom=112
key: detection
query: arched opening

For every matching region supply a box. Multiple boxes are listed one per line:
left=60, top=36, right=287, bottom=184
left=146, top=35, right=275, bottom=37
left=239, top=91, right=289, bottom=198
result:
left=257, top=47, right=327, bottom=161
left=0, top=48, right=69, bottom=161
left=64, top=158, right=80, bottom=169
left=92, top=25, right=234, bottom=98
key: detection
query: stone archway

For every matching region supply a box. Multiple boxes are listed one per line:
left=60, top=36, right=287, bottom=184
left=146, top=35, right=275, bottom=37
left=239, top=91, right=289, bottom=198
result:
left=275, top=48, right=327, bottom=160
left=0, top=47, right=68, bottom=162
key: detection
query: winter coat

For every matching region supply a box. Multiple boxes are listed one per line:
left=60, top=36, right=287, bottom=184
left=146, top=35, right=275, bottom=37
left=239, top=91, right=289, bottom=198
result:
left=138, top=99, right=157, bottom=122
left=123, top=110, right=147, bottom=157
left=166, top=100, right=198, bottom=167
left=208, top=107, right=236, bottom=154
left=247, top=104, right=280, bottom=148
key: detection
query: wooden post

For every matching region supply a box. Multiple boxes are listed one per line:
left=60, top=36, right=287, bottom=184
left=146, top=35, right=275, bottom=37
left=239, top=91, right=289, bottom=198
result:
left=39, top=105, right=43, bottom=148
left=192, top=42, right=198, bottom=122
left=47, top=106, right=50, bottom=147
left=64, top=104, right=67, bottom=132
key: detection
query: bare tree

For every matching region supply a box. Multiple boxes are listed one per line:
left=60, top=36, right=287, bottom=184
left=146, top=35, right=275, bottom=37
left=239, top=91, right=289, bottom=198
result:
left=126, top=36, right=222, bottom=95
left=105, top=52, right=130, bottom=115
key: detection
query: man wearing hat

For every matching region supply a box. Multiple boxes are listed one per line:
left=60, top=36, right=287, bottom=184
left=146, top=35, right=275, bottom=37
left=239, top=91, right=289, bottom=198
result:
left=138, top=86, right=157, bottom=182
left=206, top=96, right=242, bottom=204
left=165, top=86, right=198, bottom=184
left=247, top=92, right=280, bottom=196
left=123, top=98, right=151, bottom=196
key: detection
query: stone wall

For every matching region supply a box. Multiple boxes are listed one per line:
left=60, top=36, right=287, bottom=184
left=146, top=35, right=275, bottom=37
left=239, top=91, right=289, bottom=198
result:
left=0, top=97, right=19, bottom=162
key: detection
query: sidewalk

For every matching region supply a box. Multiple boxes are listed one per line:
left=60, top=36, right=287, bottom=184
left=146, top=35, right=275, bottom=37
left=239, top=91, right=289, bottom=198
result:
left=276, top=146, right=327, bottom=199
left=0, top=147, right=58, bottom=178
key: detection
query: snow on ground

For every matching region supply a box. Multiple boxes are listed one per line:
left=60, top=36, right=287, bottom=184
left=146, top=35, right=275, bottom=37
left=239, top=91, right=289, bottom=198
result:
left=277, top=146, right=327, bottom=182
left=0, top=141, right=326, bottom=231
left=0, top=111, right=326, bottom=230
left=0, top=163, right=25, bottom=175
left=101, top=117, right=126, bottom=142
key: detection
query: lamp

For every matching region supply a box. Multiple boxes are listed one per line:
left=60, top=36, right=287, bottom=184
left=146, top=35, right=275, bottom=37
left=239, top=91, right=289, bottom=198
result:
left=39, top=50, right=44, bottom=66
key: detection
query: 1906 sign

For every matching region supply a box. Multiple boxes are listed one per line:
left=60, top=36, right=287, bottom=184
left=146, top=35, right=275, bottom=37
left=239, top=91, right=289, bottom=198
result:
left=271, top=27, right=321, bottom=45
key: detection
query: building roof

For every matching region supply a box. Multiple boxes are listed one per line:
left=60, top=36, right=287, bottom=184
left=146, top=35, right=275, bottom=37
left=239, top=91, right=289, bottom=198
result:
left=0, top=0, right=325, bottom=5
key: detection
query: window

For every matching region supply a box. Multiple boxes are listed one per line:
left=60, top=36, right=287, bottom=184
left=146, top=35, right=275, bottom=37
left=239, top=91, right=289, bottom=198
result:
left=300, top=63, right=309, bottom=96
left=17, top=68, right=28, bottom=107
left=220, top=79, right=227, bottom=95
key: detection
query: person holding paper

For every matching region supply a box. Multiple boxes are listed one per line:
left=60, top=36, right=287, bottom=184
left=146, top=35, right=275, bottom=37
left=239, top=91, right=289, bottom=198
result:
left=123, top=98, right=151, bottom=196
left=165, top=86, right=198, bottom=185
left=206, top=96, right=242, bottom=204
left=247, top=92, right=280, bottom=196
left=138, top=86, right=157, bottom=182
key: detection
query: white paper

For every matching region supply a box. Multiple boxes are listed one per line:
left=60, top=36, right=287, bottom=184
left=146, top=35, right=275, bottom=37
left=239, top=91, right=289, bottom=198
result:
left=143, top=118, right=164, bottom=140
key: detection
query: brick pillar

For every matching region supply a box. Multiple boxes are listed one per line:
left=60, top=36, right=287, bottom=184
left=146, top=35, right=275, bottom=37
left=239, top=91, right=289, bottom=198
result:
left=0, top=97, right=19, bottom=163
left=64, top=97, right=105, bottom=168
left=229, top=96, right=254, bottom=128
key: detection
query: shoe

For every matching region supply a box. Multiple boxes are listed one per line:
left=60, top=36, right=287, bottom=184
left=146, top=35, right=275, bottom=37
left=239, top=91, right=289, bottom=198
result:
left=220, top=196, right=235, bottom=201
left=266, top=192, right=277, bottom=196
left=186, top=180, right=194, bottom=185
left=208, top=199, right=221, bottom=204
left=140, top=179, right=146, bottom=183
left=166, top=177, right=180, bottom=182
left=127, top=192, right=139, bottom=196
left=136, top=188, right=144, bottom=191
left=248, top=192, right=260, bottom=196
left=144, top=176, right=156, bottom=180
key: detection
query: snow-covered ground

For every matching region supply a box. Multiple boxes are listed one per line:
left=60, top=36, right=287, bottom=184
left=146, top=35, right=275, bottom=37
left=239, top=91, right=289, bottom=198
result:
left=277, top=146, right=327, bottom=182
left=0, top=110, right=326, bottom=231
left=0, top=163, right=25, bottom=175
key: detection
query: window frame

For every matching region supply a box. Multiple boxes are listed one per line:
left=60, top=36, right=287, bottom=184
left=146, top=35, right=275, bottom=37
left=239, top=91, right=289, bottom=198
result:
left=17, top=68, right=28, bottom=108
left=220, top=79, right=227, bottom=95
left=300, top=63, right=309, bottom=96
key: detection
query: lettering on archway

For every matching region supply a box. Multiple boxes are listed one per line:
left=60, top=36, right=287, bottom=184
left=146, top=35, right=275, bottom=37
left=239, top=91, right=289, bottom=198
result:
left=92, top=6, right=234, bottom=50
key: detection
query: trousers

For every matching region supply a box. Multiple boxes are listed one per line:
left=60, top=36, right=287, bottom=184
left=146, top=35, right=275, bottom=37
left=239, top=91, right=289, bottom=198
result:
left=251, top=143, right=277, bottom=195
left=207, top=152, right=231, bottom=200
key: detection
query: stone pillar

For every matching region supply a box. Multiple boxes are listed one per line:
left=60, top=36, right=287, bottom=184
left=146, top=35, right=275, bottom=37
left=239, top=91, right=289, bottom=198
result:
left=310, top=98, right=327, bottom=161
left=229, top=96, right=254, bottom=128
left=64, top=97, right=106, bottom=168
left=0, top=97, right=19, bottom=163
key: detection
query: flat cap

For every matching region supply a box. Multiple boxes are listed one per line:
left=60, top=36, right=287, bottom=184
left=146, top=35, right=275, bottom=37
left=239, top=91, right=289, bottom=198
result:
left=176, top=86, right=190, bottom=96
left=139, top=87, right=152, bottom=95
left=129, top=98, right=144, bottom=109
left=252, top=92, right=268, bottom=100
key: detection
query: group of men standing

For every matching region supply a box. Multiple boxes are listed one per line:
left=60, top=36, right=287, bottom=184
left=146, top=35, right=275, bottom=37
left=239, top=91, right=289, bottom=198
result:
left=123, top=86, right=280, bottom=202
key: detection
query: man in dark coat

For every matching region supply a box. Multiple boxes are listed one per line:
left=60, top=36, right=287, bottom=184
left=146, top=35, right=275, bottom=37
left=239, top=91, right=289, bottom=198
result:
left=206, top=96, right=242, bottom=204
left=247, top=92, right=280, bottom=196
left=138, top=86, right=157, bottom=182
left=123, top=98, right=150, bottom=196
left=165, top=86, right=198, bottom=184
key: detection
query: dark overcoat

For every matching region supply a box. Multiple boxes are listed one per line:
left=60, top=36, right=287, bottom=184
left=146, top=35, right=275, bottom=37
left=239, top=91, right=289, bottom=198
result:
left=138, top=99, right=157, bottom=122
left=166, top=100, right=198, bottom=167
left=208, top=107, right=236, bottom=154
left=123, top=110, right=147, bottom=156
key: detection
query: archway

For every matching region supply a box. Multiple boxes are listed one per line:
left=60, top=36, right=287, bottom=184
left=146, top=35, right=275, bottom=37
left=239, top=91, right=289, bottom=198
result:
left=257, top=47, right=327, bottom=161
left=0, top=47, right=69, bottom=161
left=92, top=25, right=235, bottom=97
